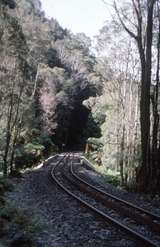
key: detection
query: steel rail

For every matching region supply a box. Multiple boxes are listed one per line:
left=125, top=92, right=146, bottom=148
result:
left=76, top=157, right=160, bottom=223
left=69, top=161, right=160, bottom=235
left=51, top=156, right=158, bottom=247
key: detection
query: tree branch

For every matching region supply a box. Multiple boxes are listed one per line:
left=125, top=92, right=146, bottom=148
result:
left=114, top=1, right=138, bottom=41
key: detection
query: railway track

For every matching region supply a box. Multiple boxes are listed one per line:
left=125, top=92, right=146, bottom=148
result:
left=50, top=153, right=160, bottom=247
left=70, top=158, right=160, bottom=231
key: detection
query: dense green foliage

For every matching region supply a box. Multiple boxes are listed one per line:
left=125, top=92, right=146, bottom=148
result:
left=0, top=0, right=101, bottom=175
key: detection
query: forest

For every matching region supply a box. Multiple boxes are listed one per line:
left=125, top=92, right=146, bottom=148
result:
left=1, top=0, right=160, bottom=246
left=0, top=0, right=160, bottom=194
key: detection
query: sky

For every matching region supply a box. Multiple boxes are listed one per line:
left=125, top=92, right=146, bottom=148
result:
left=40, top=0, right=110, bottom=38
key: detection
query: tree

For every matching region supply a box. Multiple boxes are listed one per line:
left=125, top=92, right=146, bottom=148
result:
left=95, top=21, right=141, bottom=187
left=114, top=0, right=156, bottom=191
left=150, top=1, right=160, bottom=190
left=0, top=6, right=33, bottom=175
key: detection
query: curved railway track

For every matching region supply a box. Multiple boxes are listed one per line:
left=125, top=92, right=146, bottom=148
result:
left=70, top=159, right=160, bottom=231
left=50, top=153, right=160, bottom=247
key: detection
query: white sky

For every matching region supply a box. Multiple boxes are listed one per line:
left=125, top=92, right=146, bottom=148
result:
left=40, top=0, right=111, bottom=38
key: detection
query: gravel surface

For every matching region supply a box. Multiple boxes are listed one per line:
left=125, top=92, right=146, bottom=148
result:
left=76, top=157, right=160, bottom=216
left=6, top=155, right=160, bottom=247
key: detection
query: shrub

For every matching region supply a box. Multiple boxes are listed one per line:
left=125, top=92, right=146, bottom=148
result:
left=0, top=179, right=13, bottom=195
left=15, top=142, right=45, bottom=169
left=0, top=204, right=17, bottom=221
left=0, top=203, right=45, bottom=246
left=9, top=170, right=22, bottom=178
left=87, top=137, right=103, bottom=151
left=24, top=143, right=45, bottom=154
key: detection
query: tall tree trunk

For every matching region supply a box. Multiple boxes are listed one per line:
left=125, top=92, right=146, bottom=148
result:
left=151, top=4, right=160, bottom=191
left=137, top=0, right=155, bottom=191
left=115, top=0, right=156, bottom=192
left=3, top=85, right=14, bottom=176
left=3, top=110, right=12, bottom=176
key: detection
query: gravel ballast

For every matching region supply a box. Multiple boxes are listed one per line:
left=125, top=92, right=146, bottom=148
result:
left=6, top=155, right=160, bottom=247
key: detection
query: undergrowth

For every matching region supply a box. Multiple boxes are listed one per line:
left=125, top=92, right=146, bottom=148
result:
left=85, top=155, right=121, bottom=187
left=0, top=177, right=45, bottom=247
